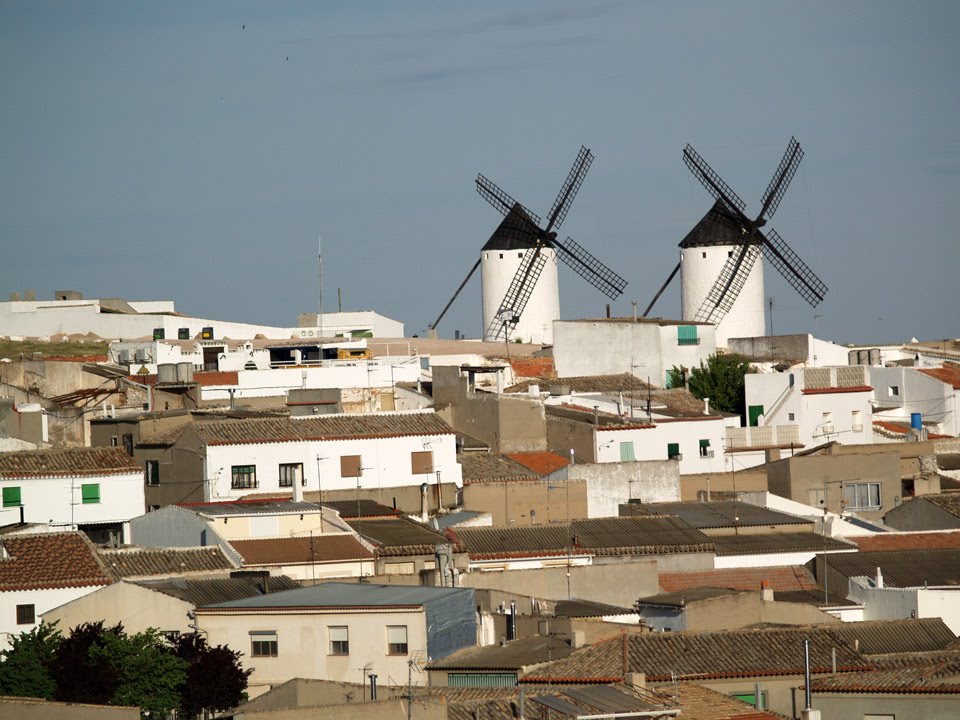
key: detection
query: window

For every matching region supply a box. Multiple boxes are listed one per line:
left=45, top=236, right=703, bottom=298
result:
left=250, top=631, right=278, bottom=657
left=122, top=433, right=134, bottom=456
left=81, top=483, right=100, bottom=504
left=384, top=562, right=415, bottom=575
left=110, top=436, right=119, bottom=447
left=619, top=442, right=636, bottom=462
left=340, top=455, right=362, bottom=478
left=178, top=327, right=190, bottom=340
left=411, top=451, right=434, bottom=474
left=787, top=412, right=795, bottom=421
left=16, top=604, right=35, bottom=625
left=667, top=443, right=681, bottom=460
left=677, top=325, right=699, bottom=346
left=731, top=690, right=767, bottom=709
left=852, top=410, right=863, bottom=432
left=145, top=460, right=160, bottom=486
left=821, top=411, right=834, bottom=433
left=231, top=465, right=258, bottom=490
left=2, top=487, right=21, bottom=508
left=889, top=385, right=900, bottom=397
left=843, top=482, right=882, bottom=510
left=278, top=463, right=304, bottom=488
left=699, top=439, right=711, bottom=458
left=329, top=626, right=349, bottom=655
left=387, top=625, right=408, bottom=655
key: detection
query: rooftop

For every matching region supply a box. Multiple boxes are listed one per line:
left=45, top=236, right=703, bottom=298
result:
left=134, top=574, right=301, bottom=606
left=554, top=598, right=638, bottom=618
left=711, top=532, right=855, bottom=557
left=426, top=635, right=575, bottom=671
left=659, top=565, right=818, bottom=593
left=346, top=517, right=450, bottom=556
left=907, top=493, right=960, bottom=519
left=179, top=499, right=323, bottom=517
left=228, top=535, right=374, bottom=565
left=625, top=500, right=810, bottom=530
left=826, top=548, right=960, bottom=587
left=99, top=546, right=235, bottom=579
left=828, top=618, right=957, bottom=655
left=458, top=452, right=538, bottom=483
left=918, top=366, right=960, bottom=390
left=852, top=530, right=960, bottom=552
left=196, top=581, right=472, bottom=611
left=504, top=373, right=651, bottom=394
left=0, top=532, right=111, bottom=591
left=636, top=587, right=747, bottom=608
left=0, top=447, right=140, bottom=478
left=506, top=451, right=571, bottom=476
left=811, top=665, right=960, bottom=695
left=450, top=516, right=714, bottom=559
left=319, top=499, right=402, bottom=519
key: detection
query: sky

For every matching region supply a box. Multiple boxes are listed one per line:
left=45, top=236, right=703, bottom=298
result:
left=1, top=1, right=958, bottom=346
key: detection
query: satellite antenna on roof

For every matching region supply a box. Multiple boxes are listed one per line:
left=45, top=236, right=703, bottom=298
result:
left=430, top=146, right=627, bottom=344
left=642, top=137, right=827, bottom=346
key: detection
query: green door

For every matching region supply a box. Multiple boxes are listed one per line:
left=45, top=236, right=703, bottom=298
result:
left=748, top=405, right=764, bottom=427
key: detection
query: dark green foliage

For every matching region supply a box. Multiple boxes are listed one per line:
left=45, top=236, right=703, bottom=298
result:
left=669, top=353, right=755, bottom=417
left=0, top=621, right=246, bottom=718
left=173, top=634, right=251, bottom=718
left=0, top=622, right=61, bottom=700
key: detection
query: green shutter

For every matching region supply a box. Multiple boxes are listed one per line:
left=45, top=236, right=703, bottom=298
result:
left=699, top=439, right=710, bottom=448
left=677, top=325, right=699, bottom=345
left=620, top=442, right=636, bottom=462
left=2, top=487, right=22, bottom=508
left=748, top=405, right=764, bottom=427
left=81, top=483, right=100, bottom=504
left=667, top=443, right=680, bottom=459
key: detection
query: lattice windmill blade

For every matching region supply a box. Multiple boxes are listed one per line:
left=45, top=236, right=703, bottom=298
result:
left=693, top=242, right=763, bottom=324
left=758, top=136, right=803, bottom=222
left=683, top=144, right=748, bottom=221
left=476, top=174, right=542, bottom=226
left=485, top=248, right=549, bottom=340
left=553, top=236, right=627, bottom=300
left=761, top=228, right=828, bottom=307
left=544, top=146, right=593, bottom=234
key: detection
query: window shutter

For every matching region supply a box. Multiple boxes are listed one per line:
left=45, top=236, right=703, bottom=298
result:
left=340, top=455, right=362, bottom=478
left=2, top=487, right=21, bottom=508
left=81, top=484, right=100, bottom=504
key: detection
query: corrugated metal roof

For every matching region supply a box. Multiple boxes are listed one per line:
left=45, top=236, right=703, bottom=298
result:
left=427, top=635, right=574, bottom=670
left=636, top=587, right=746, bottom=608
left=826, top=548, right=960, bottom=587
left=0, top=447, right=139, bottom=478
left=134, top=574, right=301, bottom=606
left=229, top=535, right=374, bottom=565
left=189, top=411, right=454, bottom=446
left=197, top=581, right=473, bottom=610
left=504, top=373, right=651, bottom=394
left=659, top=565, right=818, bottom=593
left=554, top=598, right=637, bottom=618
left=180, top=499, right=323, bottom=517
left=711, top=532, right=855, bottom=557
left=828, top=618, right=957, bottom=655
left=631, top=500, right=810, bottom=529
left=322, top=499, right=401, bottom=519
left=346, top=517, right=450, bottom=556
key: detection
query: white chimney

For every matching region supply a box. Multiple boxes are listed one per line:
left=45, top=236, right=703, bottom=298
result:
left=420, top=482, right=429, bottom=523
left=293, top=475, right=304, bottom=503
left=876, top=567, right=884, bottom=589
left=703, top=397, right=710, bottom=415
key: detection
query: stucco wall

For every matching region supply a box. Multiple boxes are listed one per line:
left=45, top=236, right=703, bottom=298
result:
left=42, top=581, right=193, bottom=636
left=0, top=697, right=139, bottom=720
left=550, top=460, right=680, bottom=516
left=812, top=693, right=960, bottom=719
left=884, top=498, right=960, bottom=531
left=462, top=478, right=589, bottom=526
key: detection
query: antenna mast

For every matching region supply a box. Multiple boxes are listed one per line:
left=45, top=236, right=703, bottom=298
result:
left=318, top=234, right=324, bottom=364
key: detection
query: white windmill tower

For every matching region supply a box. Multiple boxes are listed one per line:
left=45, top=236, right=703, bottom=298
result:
left=429, top=146, right=627, bottom=344
left=643, top=137, right=827, bottom=348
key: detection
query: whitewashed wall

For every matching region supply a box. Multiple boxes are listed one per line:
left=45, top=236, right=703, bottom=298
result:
left=0, top=471, right=144, bottom=529
left=0, top=585, right=105, bottom=651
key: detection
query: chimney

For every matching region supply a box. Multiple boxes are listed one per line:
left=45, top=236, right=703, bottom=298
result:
left=605, top=304, right=611, bottom=319
left=420, top=482, right=429, bottom=523
left=293, top=475, right=304, bottom=503
left=632, top=301, right=638, bottom=321
left=760, top=580, right=773, bottom=602
left=508, top=600, right=517, bottom=641
left=369, top=673, right=377, bottom=700
left=876, top=567, right=884, bottom=589
left=703, top=397, right=710, bottom=415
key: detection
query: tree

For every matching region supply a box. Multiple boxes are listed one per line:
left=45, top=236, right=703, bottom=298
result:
left=173, top=634, right=251, bottom=719
left=94, top=628, right=186, bottom=718
left=51, top=621, right=123, bottom=705
left=669, top=353, right=754, bottom=417
left=0, top=622, right=61, bottom=700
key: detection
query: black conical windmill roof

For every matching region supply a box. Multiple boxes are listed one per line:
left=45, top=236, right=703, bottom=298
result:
left=482, top=203, right=542, bottom=252
left=679, top=199, right=757, bottom=249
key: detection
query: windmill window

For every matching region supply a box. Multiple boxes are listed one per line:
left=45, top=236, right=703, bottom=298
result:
left=702, top=252, right=707, bottom=258
left=518, top=252, right=523, bottom=258
left=728, top=251, right=733, bottom=257
left=499, top=253, right=504, bottom=259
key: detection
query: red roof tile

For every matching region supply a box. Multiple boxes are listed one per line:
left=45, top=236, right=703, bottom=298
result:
left=506, top=451, right=571, bottom=476
left=229, top=535, right=374, bottom=565
left=802, top=385, right=873, bottom=395
left=873, top=420, right=952, bottom=439
left=659, top=565, right=818, bottom=593
left=919, top=366, right=960, bottom=390
left=0, top=447, right=140, bottom=478
left=853, top=531, right=960, bottom=552
left=0, top=532, right=111, bottom=591
left=509, top=357, right=555, bottom=379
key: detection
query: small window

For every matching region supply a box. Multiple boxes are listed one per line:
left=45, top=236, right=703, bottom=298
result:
left=110, top=436, right=119, bottom=447
left=340, top=455, right=362, bottom=478
left=122, top=433, right=134, bottom=456
left=16, top=604, right=35, bottom=625
left=728, top=250, right=733, bottom=257
left=411, top=451, right=434, bottom=475
left=852, top=410, right=863, bottom=431
left=81, top=484, right=100, bottom=504
left=699, top=439, right=711, bottom=458
left=619, top=441, right=635, bottom=462
left=748, top=405, right=764, bottom=427
left=2, top=487, right=22, bottom=508
left=499, top=253, right=503, bottom=259
left=517, top=253, right=523, bottom=258
left=667, top=443, right=681, bottom=460
left=178, top=328, right=190, bottom=340
left=702, top=252, right=707, bottom=258
left=250, top=631, right=278, bottom=657
left=145, top=460, right=160, bottom=486
left=387, top=625, right=408, bottom=655
left=889, top=385, right=900, bottom=397
left=329, top=626, right=349, bottom=655
left=231, top=465, right=258, bottom=489
left=153, top=328, right=165, bottom=340
left=677, top=325, right=699, bottom=346
left=788, top=412, right=795, bottom=421
left=843, top=482, right=882, bottom=510
left=278, top=463, right=304, bottom=488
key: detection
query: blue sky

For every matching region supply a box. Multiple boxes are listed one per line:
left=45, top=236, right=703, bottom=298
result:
left=1, top=1, right=957, bottom=344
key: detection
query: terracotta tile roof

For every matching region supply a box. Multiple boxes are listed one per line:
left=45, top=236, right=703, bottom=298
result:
left=802, top=385, right=873, bottom=395
left=915, top=493, right=960, bottom=519
left=825, top=548, right=960, bottom=587
left=670, top=683, right=784, bottom=719
left=522, top=626, right=872, bottom=684
left=229, top=535, right=374, bottom=565
left=710, top=532, right=855, bottom=557
left=458, top=453, right=538, bottom=483
left=346, top=517, right=450, bottom=556
left=450, top=516, right=714, bottom=559
left=828, top=618, right=958, bottom=655
left=811, top=664, right=960, bottom=694
left=873, top=420, right=952, bottom=440
left=188, top=411, right=454, bottom=445
left=919, top=366, right=960, bottom=390
left=99, top=546, right=235, bottom=578
left=0, top=447, right=139, bottom=478
left=506, top=451, right=571, bottom=476
left=0, top=532, right=112, bottom=592
left=427, top=635, right=575, bottom=670
left=659, top=566, right=818, bottom=593
left=508, top=357, right=556, bottom=379
left=853, top=531, right=960, bottom=552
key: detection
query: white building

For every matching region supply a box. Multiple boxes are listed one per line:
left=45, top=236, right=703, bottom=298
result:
left=552, top=318, right=716, bottom=388
left=175, top=411, right=462, bottom=502
left=744, top=366, right=875, bottom=449
left=870, top=365, right=960, bottom=439
left=0, top=448, right=145, bottom=542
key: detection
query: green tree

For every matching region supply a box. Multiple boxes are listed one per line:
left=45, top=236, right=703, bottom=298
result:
left=173, top=634, right=251, bottom=719
left=669, top=353, right=754, bottom=417
left=93, top=629, right=187, bottom=718
left=0, top=622, right=62, bottom=700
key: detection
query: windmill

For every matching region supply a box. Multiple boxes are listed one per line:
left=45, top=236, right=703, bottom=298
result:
left=643, top=137, right=827, bottom=346
left=430, top=146, right=627, bottom=344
